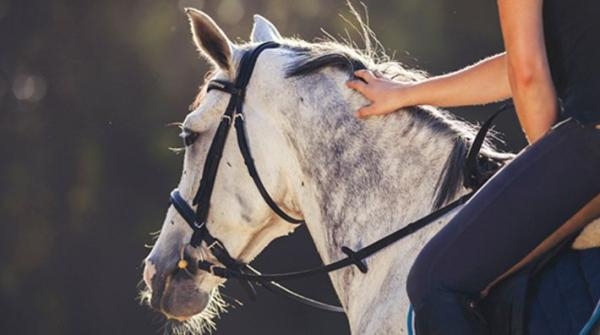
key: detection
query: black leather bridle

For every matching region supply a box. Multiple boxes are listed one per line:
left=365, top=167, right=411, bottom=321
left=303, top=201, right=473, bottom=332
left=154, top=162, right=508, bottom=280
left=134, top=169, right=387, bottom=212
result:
left=170, top=41, right=344, bottom=311
left=168, top=41, right=504, bottom=313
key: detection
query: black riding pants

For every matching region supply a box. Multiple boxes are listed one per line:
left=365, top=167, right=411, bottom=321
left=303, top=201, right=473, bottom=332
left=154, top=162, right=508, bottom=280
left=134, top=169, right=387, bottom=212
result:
left=406, top=118, right=600, bottom=335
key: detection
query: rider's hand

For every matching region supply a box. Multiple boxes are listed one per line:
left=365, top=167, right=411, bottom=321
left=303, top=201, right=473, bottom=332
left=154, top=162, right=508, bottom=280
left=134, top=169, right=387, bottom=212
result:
left=346, top=70, right=413, bottom=118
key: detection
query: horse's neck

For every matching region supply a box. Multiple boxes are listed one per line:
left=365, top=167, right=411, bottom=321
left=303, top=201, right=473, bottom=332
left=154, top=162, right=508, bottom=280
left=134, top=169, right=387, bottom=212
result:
left=274, top=87, right=466, bottom=320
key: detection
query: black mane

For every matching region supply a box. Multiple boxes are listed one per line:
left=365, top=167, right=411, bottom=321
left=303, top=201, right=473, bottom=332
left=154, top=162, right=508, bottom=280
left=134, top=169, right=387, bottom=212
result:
left=286, top=51, right=367, bottom=78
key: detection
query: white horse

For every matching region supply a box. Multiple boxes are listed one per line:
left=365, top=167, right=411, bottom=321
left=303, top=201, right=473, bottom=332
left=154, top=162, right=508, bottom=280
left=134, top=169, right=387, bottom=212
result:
left=141, top=9, right=598, bottom=335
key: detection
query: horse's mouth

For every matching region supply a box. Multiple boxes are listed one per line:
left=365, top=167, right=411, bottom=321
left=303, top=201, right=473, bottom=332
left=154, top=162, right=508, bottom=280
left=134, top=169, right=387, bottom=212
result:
left=161, top=275, right=210, bottom=318
left=140, top=281, right=229, bottom=334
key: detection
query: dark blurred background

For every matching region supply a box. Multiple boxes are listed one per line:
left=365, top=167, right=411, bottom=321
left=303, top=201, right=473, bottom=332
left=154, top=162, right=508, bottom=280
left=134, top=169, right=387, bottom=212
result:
left=0, top=0, right=525, bottom=334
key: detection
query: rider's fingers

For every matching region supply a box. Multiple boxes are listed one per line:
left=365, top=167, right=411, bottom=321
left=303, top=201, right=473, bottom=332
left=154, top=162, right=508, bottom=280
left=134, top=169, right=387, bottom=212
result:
left=353, top=69, right=376, bottom=83
left=356, top=105, right=377, bottom=118
left=346, top=79, right=367, bottom=93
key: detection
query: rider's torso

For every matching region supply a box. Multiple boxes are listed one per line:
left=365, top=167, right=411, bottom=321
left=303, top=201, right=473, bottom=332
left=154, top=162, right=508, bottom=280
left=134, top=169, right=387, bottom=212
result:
left=543, top=0, right=600, bottom=125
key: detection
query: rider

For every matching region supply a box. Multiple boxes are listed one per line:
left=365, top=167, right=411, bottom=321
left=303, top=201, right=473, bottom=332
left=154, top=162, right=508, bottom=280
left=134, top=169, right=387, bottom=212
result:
left=347, top=0, right=600, bottom=334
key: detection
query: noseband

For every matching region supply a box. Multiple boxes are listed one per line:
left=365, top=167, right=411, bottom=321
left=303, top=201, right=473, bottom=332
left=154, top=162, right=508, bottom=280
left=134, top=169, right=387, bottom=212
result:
left=168, top=41, right=501, bottom=313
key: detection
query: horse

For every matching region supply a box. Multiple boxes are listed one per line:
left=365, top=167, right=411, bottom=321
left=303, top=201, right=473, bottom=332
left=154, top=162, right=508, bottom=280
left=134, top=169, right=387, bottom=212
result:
left=141, top=8, right=600, bottom=335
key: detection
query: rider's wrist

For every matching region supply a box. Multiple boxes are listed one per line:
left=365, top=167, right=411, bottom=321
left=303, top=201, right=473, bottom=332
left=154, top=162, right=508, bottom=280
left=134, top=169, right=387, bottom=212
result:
left=395, top=82, right=418, bottom=108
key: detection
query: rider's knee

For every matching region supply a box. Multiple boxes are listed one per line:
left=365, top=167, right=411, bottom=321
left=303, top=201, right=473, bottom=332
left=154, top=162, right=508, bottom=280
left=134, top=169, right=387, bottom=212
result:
left=406, top=255, right=434, bottom=307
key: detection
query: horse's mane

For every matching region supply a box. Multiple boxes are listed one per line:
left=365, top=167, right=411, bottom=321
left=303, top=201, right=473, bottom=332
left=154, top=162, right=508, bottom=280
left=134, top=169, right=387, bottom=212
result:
left=280, top=37, right=510, bottom=208
left=189, top=6, right=510, bottom=209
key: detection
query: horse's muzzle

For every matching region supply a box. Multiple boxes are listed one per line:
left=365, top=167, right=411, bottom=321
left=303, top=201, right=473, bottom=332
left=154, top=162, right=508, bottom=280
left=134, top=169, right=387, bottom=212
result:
left=143, top=257, right=209, bottom=320
left=159, top=271, right=209, bottom=320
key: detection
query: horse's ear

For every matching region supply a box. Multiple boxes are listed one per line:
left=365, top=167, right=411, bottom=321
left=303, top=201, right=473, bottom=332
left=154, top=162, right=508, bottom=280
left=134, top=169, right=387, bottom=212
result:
left=251, top=14, right=282, bottom=43
left=185, top=8, right=233, bottom=71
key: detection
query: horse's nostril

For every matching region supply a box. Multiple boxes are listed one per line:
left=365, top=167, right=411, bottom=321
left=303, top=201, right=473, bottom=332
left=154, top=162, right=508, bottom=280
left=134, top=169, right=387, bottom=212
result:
left=150, top=281, right=165, bottom=311
left=143, top=257, right=178, bottom=311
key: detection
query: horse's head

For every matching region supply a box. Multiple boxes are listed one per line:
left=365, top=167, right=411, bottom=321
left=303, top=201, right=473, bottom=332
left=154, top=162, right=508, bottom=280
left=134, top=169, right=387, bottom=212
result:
left=141, top=9, right=305, bottom=328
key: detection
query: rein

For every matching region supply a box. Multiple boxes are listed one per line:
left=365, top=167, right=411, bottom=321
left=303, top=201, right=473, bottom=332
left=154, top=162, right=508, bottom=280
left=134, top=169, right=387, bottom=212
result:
left=169, top=41, right=503, bottom=313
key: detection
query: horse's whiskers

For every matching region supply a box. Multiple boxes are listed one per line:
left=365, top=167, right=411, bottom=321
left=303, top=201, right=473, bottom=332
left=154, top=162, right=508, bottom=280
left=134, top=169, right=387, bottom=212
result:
left=169, top=147, right=185, bottom=155
left=166, top=122, right=184, bottom=129
left=164, top=288, right=228, bottom=335
left=216, top=291, right=243, bottom=309
left=138, top=283, right=229, bottom=335
left=138, top=285, right=152, bottom=307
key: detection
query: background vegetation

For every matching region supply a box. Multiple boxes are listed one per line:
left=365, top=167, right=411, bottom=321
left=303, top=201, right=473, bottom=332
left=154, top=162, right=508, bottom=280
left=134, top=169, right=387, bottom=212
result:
left=0, top=0, right=524, bottom=333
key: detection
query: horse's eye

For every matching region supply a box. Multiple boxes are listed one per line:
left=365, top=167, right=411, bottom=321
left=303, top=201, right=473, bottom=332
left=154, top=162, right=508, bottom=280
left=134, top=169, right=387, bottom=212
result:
left=181, top=129, right=199, bottom=146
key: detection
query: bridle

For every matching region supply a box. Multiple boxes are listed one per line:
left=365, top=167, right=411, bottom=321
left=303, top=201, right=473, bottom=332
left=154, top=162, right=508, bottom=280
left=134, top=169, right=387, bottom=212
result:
left=170, top=41, right=340, bottom=310
left=168, top=41, right=504, bottom=313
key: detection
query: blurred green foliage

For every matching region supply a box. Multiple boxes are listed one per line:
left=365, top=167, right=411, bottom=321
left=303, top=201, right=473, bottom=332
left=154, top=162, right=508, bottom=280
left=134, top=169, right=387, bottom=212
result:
left=0, top=0, right=521, bottom=334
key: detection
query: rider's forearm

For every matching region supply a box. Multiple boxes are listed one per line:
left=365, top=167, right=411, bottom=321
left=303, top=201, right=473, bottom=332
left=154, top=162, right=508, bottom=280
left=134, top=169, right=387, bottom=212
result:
left=402, top=53, right=511, bottom=108
left=507, top=56, right=558, bottom=144
left=499, top=0, right=558, bottom=144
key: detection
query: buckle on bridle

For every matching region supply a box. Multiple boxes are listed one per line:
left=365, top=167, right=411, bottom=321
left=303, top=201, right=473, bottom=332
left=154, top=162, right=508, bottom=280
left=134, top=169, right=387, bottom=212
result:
left=192, top=221, right=205, bottom=229
left=222, top=115, right=232, bottom=125
left=208, top=264, right=219, bottom=275
left=207, top=240, right=224, bottom=251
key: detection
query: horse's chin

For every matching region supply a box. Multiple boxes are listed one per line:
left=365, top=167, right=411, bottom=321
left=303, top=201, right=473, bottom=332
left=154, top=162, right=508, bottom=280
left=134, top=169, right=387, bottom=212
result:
left=140, top=285, right=228, bottom=335
left=161, top=277, right=210, bottom=318
left=165, top=289, right=228, bottom=335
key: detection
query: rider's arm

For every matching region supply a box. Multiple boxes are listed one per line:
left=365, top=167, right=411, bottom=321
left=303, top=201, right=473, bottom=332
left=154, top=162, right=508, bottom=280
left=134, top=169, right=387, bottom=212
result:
left=498, top=0, right=558, bottom=143
left=347, top=53, right=511, bottom=117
